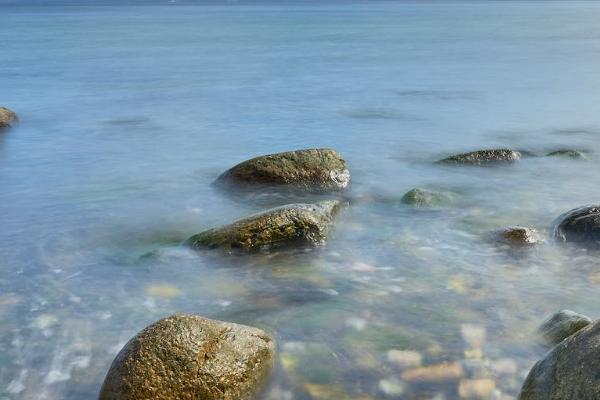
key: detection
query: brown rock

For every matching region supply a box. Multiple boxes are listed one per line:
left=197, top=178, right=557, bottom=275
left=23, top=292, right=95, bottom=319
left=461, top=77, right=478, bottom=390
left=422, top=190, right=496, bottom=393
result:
left=98, top=314, right=275, bottom=400
left=0, top=107, right=18, bottom=130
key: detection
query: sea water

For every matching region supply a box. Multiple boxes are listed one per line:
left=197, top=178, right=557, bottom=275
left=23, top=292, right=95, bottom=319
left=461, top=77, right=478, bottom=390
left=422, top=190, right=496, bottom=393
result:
left=1, top=1, right=600, bottom=399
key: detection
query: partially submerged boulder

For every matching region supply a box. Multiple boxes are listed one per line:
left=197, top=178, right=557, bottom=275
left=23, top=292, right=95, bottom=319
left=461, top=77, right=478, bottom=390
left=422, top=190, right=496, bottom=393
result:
left=438, top=149, right=521, bottom=166
left=496, top=226, right=544, bottom=247
left=401, top=188, right=454, bottom=207
left=546, top=149, right=587, bottom=159
left=217, top=148, right=350, bottom=191
left=518, top=320, right=600, bottom=400
left=99, top=314, right=275, bottom=400
left=538, top=310, right=592, bottom=346
left=553, top=205, right=600, bottom=247
left=0, top=107, right=18, bottom=130
left=186, top=200, right=341, bottom=251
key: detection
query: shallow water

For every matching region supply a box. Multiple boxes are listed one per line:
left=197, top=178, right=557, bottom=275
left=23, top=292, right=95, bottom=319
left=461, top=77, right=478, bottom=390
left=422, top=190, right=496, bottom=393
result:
left=2, top=1, right=600, bottom=399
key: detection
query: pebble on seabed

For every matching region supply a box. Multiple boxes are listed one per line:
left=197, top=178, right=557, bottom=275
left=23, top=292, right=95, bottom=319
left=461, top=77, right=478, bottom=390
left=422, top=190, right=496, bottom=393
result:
left=401, top=362, right=464, bottom=382
left=386, top=349, right=422, bottom=369
left=458, top=379, right=496, bottom=399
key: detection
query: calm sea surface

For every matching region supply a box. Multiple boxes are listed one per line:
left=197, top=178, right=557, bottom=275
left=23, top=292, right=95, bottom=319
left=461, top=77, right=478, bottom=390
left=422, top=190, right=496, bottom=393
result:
left=1, top=1, right=600, bottom=399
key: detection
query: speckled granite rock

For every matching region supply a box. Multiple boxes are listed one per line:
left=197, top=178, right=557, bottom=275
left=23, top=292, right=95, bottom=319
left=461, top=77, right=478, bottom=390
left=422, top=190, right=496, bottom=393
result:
left=217, top=148, right=350, bottom=191
left=438, top=149, right=521, bottom=166
left=186, top=200, right=341, bottom=251
left=99, top=314, right=275, bottom=400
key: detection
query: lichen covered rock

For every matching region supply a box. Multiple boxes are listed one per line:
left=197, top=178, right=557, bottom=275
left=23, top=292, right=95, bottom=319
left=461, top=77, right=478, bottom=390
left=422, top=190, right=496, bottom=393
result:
left=217, top=148, right=350, bottom=191
left=99, top=314, right=275, bottom=400
left=518, top=320, right=600, bottom=400
left=186, top=201, right=341, bottom=251
left=553, top=205, right=600, bottom=247
left=538, top=309, right=592, bottom=346
left=401, top=188, right=454, bottom=207
left=438, top=149, right=521, bottom=166
left=0, top=107, right=18, bottom=130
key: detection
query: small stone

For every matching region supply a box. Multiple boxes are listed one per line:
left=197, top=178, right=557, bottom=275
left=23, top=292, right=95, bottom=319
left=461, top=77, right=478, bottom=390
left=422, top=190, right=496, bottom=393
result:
left=0, top=107, right=18, bottom=130
left=546, top=150, right=587, bottom=159
left=401, top=188, right=454, bottom=207
left=379, top=377, right=406, bottom=396
left=497, top=226, right=544, bottom=246
left=386, top=350, right=422, bottom=369
left=538, top=309, right=592, bottom=346
left=144, top=284, right=182, bottom=299
left=438, top=149, right=521, bottom=166
left=401, top=362, right=464, bottom=382
left=491, top=358, right=518, bottom=376
left=461, top=324, right=487, bottom=350
left=459, top=379, right=496, bottom=399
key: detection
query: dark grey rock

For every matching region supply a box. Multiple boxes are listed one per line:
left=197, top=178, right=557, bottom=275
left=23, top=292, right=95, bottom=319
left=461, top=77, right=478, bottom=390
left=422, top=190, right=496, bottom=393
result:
left=99, top=314, right=275, bottom=400
left=401, top=188, right=455, bottom=207
left=546, top=150, right=587, bottom=159
left=438, top=149, right=521, bottom=166
left=518, top=320, right=600, bottom=400
left=539, top=310, right=592, bottom=346
left=553, top=206, right=600, bottom=247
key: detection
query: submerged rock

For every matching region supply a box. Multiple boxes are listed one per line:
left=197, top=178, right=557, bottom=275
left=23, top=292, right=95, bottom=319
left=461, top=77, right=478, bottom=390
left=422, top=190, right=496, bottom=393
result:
left=538, top=310, right=592, bottom=346
left=186, top=201, right=341, bottom=251
left=401, top=188, right=454, bottom=207
left=0, top=107, right=18, bottom=130
left=518, top=320, right=600, bottom=400
left=546, top=149, right=587, bottom=159
left=217, top=148, right=350, bottom=191
left=99, top=314, right=275, bottom=400
left=438, top=149, right=521, bottom=166
left=496, top=226, right=544, bottom=247
left=553, top=206, right=600, bottom=247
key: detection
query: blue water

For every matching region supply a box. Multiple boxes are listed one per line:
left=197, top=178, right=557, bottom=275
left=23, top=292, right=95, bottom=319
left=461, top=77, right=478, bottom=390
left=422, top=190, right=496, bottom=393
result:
left=2, top=1, right=600, bottom=399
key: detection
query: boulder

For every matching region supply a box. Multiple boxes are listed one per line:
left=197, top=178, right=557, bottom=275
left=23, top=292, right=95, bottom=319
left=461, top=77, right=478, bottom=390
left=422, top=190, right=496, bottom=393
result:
left=401, top=188, right=454, bottom=207
left=518, top=320, right=600, bottom=400
left=546, top=150, right=587, bottom=159
left=186, top=200, right=341, bottom=251
left=538, top=310, right=592, bottom=346
left=437, top=149, right=521, bottom=166
left=99, top=314, right=275, bottom=400
left=217, top=148, right=350, bottom=191
left=0, top=107, right=18, bottom=130
left=553, top=206, right=600, bottom=247
left=496, top=226, right=544, bottom=246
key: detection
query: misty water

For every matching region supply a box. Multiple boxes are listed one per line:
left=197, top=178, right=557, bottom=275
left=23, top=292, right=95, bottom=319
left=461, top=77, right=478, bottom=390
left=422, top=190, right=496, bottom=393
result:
left=2, top=1, right=600, bottom=399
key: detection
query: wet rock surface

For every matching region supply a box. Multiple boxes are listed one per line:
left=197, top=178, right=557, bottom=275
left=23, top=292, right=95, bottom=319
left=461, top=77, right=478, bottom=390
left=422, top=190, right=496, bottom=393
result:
left=0, top=107, right=18, bottom=130
left=217, top=148, right=350, bottom=191
left=98, top=314, right=275, bottom=400
left=518, top=320, right=600, bottom=400
left=186, top=200, right=341, bottom=251
left=401, top=188, right=455, bottom=207
left=496, top=226, right=544, bottom=247
left=553, top=205, right=600, bottom=247
left=538, top=309, right=592, bottom=346
left=546, top=149, right=587, bottom=159
left=437, top=149, right=521, bottom=166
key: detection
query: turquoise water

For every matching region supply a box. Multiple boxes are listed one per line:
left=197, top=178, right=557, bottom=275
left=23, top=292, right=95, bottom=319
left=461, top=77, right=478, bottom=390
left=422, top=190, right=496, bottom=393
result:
left=2, top=1, right=600, bottom=399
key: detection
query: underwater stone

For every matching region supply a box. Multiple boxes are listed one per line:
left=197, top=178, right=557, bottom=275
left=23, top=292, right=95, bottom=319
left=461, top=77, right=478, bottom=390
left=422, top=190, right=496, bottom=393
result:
left=186, top=201, right=341, bottom=251
left=497, top=226, right=544, bottom=246
left=401, top=188, right=454, bottom=207
left=438, top=149, right=521, bottom=166
left=538, top=310, right=592, bottom=346
left=553, top=205, right=600, bottom=247
left=518, top=320, right=600, bottom=400
left=98, top=314, right=275, bottom=400
left=217, top=148, right=350, bottom=191
left=0, top=107, right=18, bottom=130
left=546, top=150, right=587, bottom=159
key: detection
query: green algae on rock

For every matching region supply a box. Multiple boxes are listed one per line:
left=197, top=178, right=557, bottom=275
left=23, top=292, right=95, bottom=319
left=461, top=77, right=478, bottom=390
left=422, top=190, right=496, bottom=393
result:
left=217, top=148, right=350, bottom=191
left=98, top=314, right=275, bottom=400
left=186, top=200, right=341, bottom=251
left=538, top=309, right=592, bottom=346
left=0, top=107, right=18, bottom=130
left=401, top=188, right=455, bottom=207
left=437, top=149, right=521, bottom=166
left=518, top=320, right=600, bottom=400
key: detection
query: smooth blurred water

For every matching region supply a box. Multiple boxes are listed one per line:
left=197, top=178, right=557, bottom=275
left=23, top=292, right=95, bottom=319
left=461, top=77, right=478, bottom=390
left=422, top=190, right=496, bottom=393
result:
left=2, top=1, right=600, bottom=399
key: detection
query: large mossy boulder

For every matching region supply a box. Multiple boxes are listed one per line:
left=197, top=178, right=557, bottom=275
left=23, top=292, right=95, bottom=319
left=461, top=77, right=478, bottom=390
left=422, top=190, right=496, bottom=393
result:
left=217, top=148, right=350, bottom=191
left=553, top=206, right=600, bottom=247
left=518, top=320, right=600, bottom=400
left=401, top=188, right=454, bottom=207
left=186, top=200, right=341, bottom=251
left=0, top=107, right=18, bottom=130
left=438, top=149, right=521, bottom=166
left=538, top=310, right=592, bottom=346
left=99, top=314, right=275, bottom=400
